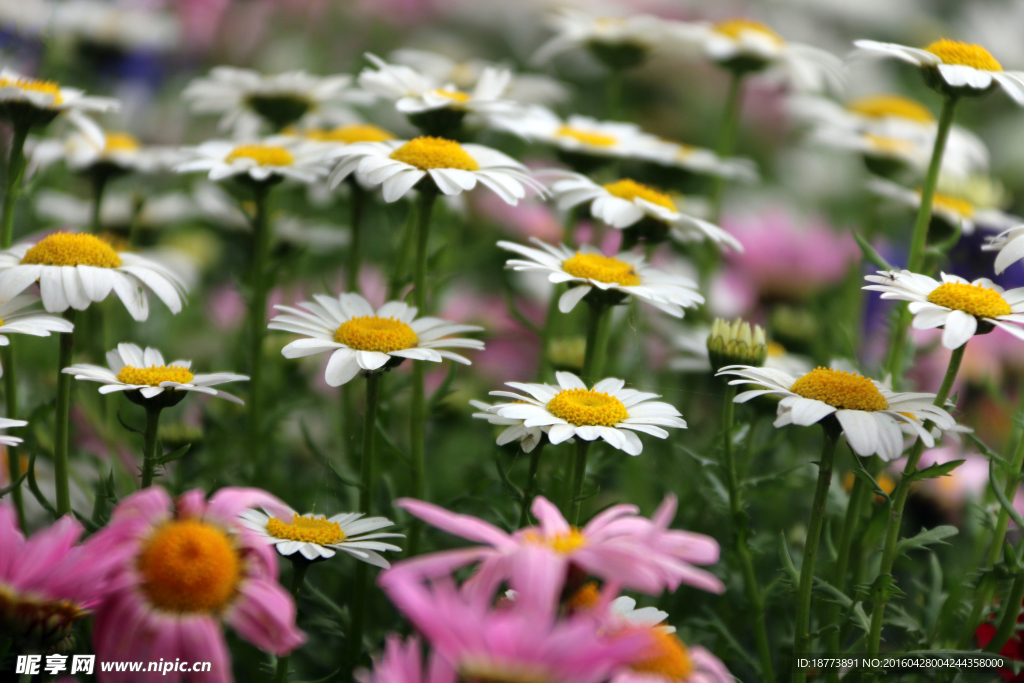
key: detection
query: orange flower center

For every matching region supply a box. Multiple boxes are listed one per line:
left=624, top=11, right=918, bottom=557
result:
left=631, top=629, right=695, bottom=681
left=522, top=526, right=587, bottom=554
left=137, top=520, right=240, bottom=613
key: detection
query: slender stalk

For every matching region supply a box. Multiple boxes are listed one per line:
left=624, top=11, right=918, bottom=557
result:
left=346, top=183, right=366, bottom=293
left=274, top=560, right=310, bottom=683
left=3, top=344, right=22, bottom=529
left=2, top=121, right=29, bottom=249
left=884, top=96, right=959, bottom=382
left=708, top=71, right=745, bottom=225
left=408, top=191, right=437, bottom=555
left=606, top=68, right=624, bottom=120
left=538, top=284, right=563, bottom=381
left=139, top=405, right=163, bottom=488
left=580, top=300, right=612, bottom=385
left=984, top=573, right=1024, bottom=654
left=518, top=441, right=545, bottom=528
left=349, top=371, right=381, bottom=667
left=90, top=173, right=108, bottom=234
left=720, top=383, right=776, bottom=683
left=567, top=439, right=590, bottom=526
left=386, top=202, right=417, bottom=301
left=864, top=344, right=965, bottom=668
left=792, top=427, right=839, bottom=682
left=53, top=311, right=77, bottom=517
left=247, top=183, right=273, bottom=470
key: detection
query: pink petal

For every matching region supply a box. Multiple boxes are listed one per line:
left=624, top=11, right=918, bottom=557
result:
left=529, top=496, right=570, bottom=536
left=206, top=487, right=292, bottom=527
left=225, top=577, right=305, bottom=656
left=395, top=498, right=515, bottom=549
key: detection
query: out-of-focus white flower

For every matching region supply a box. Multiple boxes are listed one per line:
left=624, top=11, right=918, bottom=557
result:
left=640, top=139, right=759, bottom=182
left=867, top=177, right=1019, bottom=235
left=34, top=189, right=196, bottom=229
left=48, top=0, right=180, bottom=52
left=30, top=130, right=179, bottom=176
left=490, top=106, right=662, bottom=162
left=175, top=138, right=334, bottom=184
left=531, top=9, right=689, bottom=67
left=0, top=69, right=118, bottom=143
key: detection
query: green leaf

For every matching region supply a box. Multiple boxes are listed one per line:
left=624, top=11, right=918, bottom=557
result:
left=895, top=525, right=958, bottom=557
left=26, top=451, right=57, bottom=518
left=990, top=458, right=1024, bottom=530
left=0, top=470, right=28, bottom=498
left=72, top=510, right=99, bottom=532
left=117, top=409, right=143, bottom=435
left=969, top=433, right=1012, bottom=471
left=777, top=531, right=799, bottom=584
left=852, top=454, right=891, bottom=505
left=908, top=459, right=965, bottom=482
left=156, top=443, right=191, bottom=465
left=853, top=230, right=895, bottom=271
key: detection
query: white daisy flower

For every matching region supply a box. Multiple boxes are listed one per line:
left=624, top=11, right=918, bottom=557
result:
left=327, top=136, right=545, bottom=204
left=717, top=365, right=957, bottom=460
left=867, top=177, right=1018, bottom=235
left=488, top=372, right=686, bottom=456
left=0, top=417, right=28, bottom=448
left=531, top=10, right=680, bottom=66
left=984, top=226, right=1024, bottom=274
left=0, top=294, right=75, bottom=377
left=30, top=130, right=179, bottom=176
left=174, top=137, right=333, bottom=184
left=670, top=18, right=844, bottom=92
left=544, top=172, right=742, bottom=251
left=268, top=292, right=484, bottom=387
left=33, top=189, right=197, bottom=231
left=863, top=270, right=1024, bottom=349
left=498, top=238, right=704, bottom=317
left=609, top=596, right=675, bottom=633
left=639, top=139, right=759, bottom=182
left=63, top=343, right=248, bottom=404
left=0, top=69, right=118, bottom=144
left=239, top=506, right=403, bottom=566
left=48, top=0, right=180, bottom=52
left=182, top=66, right=370, bottom=137
left=0, top=232, right=186, bottom=321
left=470, top=399, right=545, bottom=453
left=851, top=39, right=1024, bottom=104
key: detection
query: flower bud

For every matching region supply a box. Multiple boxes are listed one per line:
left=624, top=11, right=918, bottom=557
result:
left=706, top=318, right=767, bottom=371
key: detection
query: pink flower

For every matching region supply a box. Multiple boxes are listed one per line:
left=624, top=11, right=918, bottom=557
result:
left=378, top=573, right=649, bottom=683
left=723, top=207, right=858, bottom=300
left=90, top=487, right=305, bottom=683
left=392, top=495, right=723, bottom=611
left=0, top=504, right=127, bottom=650
left=474, top=194, right=563, bottom=243
left=356, top=635, right=455, bottom=683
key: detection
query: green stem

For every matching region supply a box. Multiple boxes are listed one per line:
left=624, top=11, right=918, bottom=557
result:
left=984, top=573, right=1024, bottom=654
left=864, top=343, right=965, bottom=668
left=247, top=183, right=273, bottom=471
left=386, top=202, right=417, bottom=301
left=708, top=71, right=745, bottom=225
left=3, top=345, right=23, bottom=530
left=53, top=311, right=77, bottom=517
left=792, top=427, right=839, bottom=682
left=90, top=173, right=108, bottom=234
left=567, top=438, right=590, bottom=526
left=518, top=441, right=545, bottom=528
left=606, top=68, right=624, bottom=120
left=2, top=121, right=29, bottom=249
left=884, top=96, right=959, bottom=383
left=274, top=560, right=310, bottom=683
left=350, top=371, right=381, bottom=667
left=139, top=405, right=162, bottom=488
left=580, top=300, right=612, bottom=385
left=538, top=284, right=563, bottom=381
left=346, top=184, right=365, bottom=293
left=721, top=383, right=776, bottom=683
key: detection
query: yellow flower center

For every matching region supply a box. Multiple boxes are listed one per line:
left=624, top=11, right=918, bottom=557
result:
left=137, top=520, right=240, bottom=614
left=790, top=368, right=889, bottom=412
left=266, top=513, right=346, bottom=545
left=865, top=134, right=914, bottom=155
left=926, top=282, right=1012, bottom=318
left=631, top=630, right=695, bottom=682
left=389, top=136, right=480, bottom=171
left=0, top=76, right=63, bottom=104
left=923, top=190, right=976, bottom=218
left=20, top=232, right=122, bottom=268
left=924, top=39, right=1002, bottom=71
left=603, top=178, right=676, bottom=212
left=566, top=582, right=602, bottom=611
left=522, top=526, right=587, bottom=554
left=847, top=95, right=934, bottom=123
left=335, top=316, right=419, bottom=353
left=546, top=388, right=630, bottom=427
left=431, top=88, right=471, bottom=103
left=303, top=124, right=396, bottom=144
left=115, top=365, right=195, bottom=387
left=103, top=132, right=141, bottom=153
left=562, top=252, right=641, bottom=287
left=767, top=341, right=786, bottom=358
left=713, top=18, right=784, bottom=44
left=225, top=144, right=294, bottom=166
left=555, top=125, right=617, bottom=148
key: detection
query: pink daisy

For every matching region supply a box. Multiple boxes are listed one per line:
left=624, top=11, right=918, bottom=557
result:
left=356, top=635, right=455, bottom=683
left=393, top=494, right=723, bottom=611
left=0, top=503, right=127, bottom=650
left=378, top=571, right=649, bottom=683
left=89, top=487, right=305, bottom=683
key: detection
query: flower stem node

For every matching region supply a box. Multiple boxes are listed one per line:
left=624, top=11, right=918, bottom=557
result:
left=707, top=318, right=767, bottom=372
left=406, top=107, right=467, bottom=139
left=244, top=94, right=312, bottom=131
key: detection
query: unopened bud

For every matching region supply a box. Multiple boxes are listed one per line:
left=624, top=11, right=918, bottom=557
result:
left=707, top=318, right=768, bottom=371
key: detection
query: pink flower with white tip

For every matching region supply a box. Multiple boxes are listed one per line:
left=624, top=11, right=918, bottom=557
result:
left=392, top=494, right=723, bottom=611
left=89, top=487, right=305, bottom=683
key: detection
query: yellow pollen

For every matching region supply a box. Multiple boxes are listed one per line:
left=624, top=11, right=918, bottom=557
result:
left=103, top=132, right=141, bottom=153
left=923, top=190, right=976, bottom=218
left=924, top=39, right=1002, bottom=71
left=335, top=316, right=419, bottom=353
left=0, top=76, right=63, bottom=104
left=927, top=282, right=1012, bottom=318
left=865, top=134, right=914, bottom=155
left=266, top=513, right=346, bottom=545
left=547, top=388, right=629, bottom=427
left=603, top=178, right=676, bottom=211
left=137, top=520, right=240, bottom=613
left=632, top=630, right=695, bottom=681
left=303, top=124, right=396, bottom=144
left=20, top=232, right=122, bottom=268
left=225, top=144, right=294, bottom=166
left=713, top=18, right=784, bottom=44
left=790, top=367, right=888, bottom=412
left=767, top=341, right=786, bottom=358
left=848, top=95, right=934, bottom=123
left=389, top=136, right=480, bottom=171
left=431, top=88, right=471, bottom=103
left=562, top=252, right=641, bottom=287
left=566, top=582, right=602, bottom=611
left=116, top=365, right=195, bottom=387
left=556, top=125, right=617, bottom=148
left=523, top=527, right=587, bottom=554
